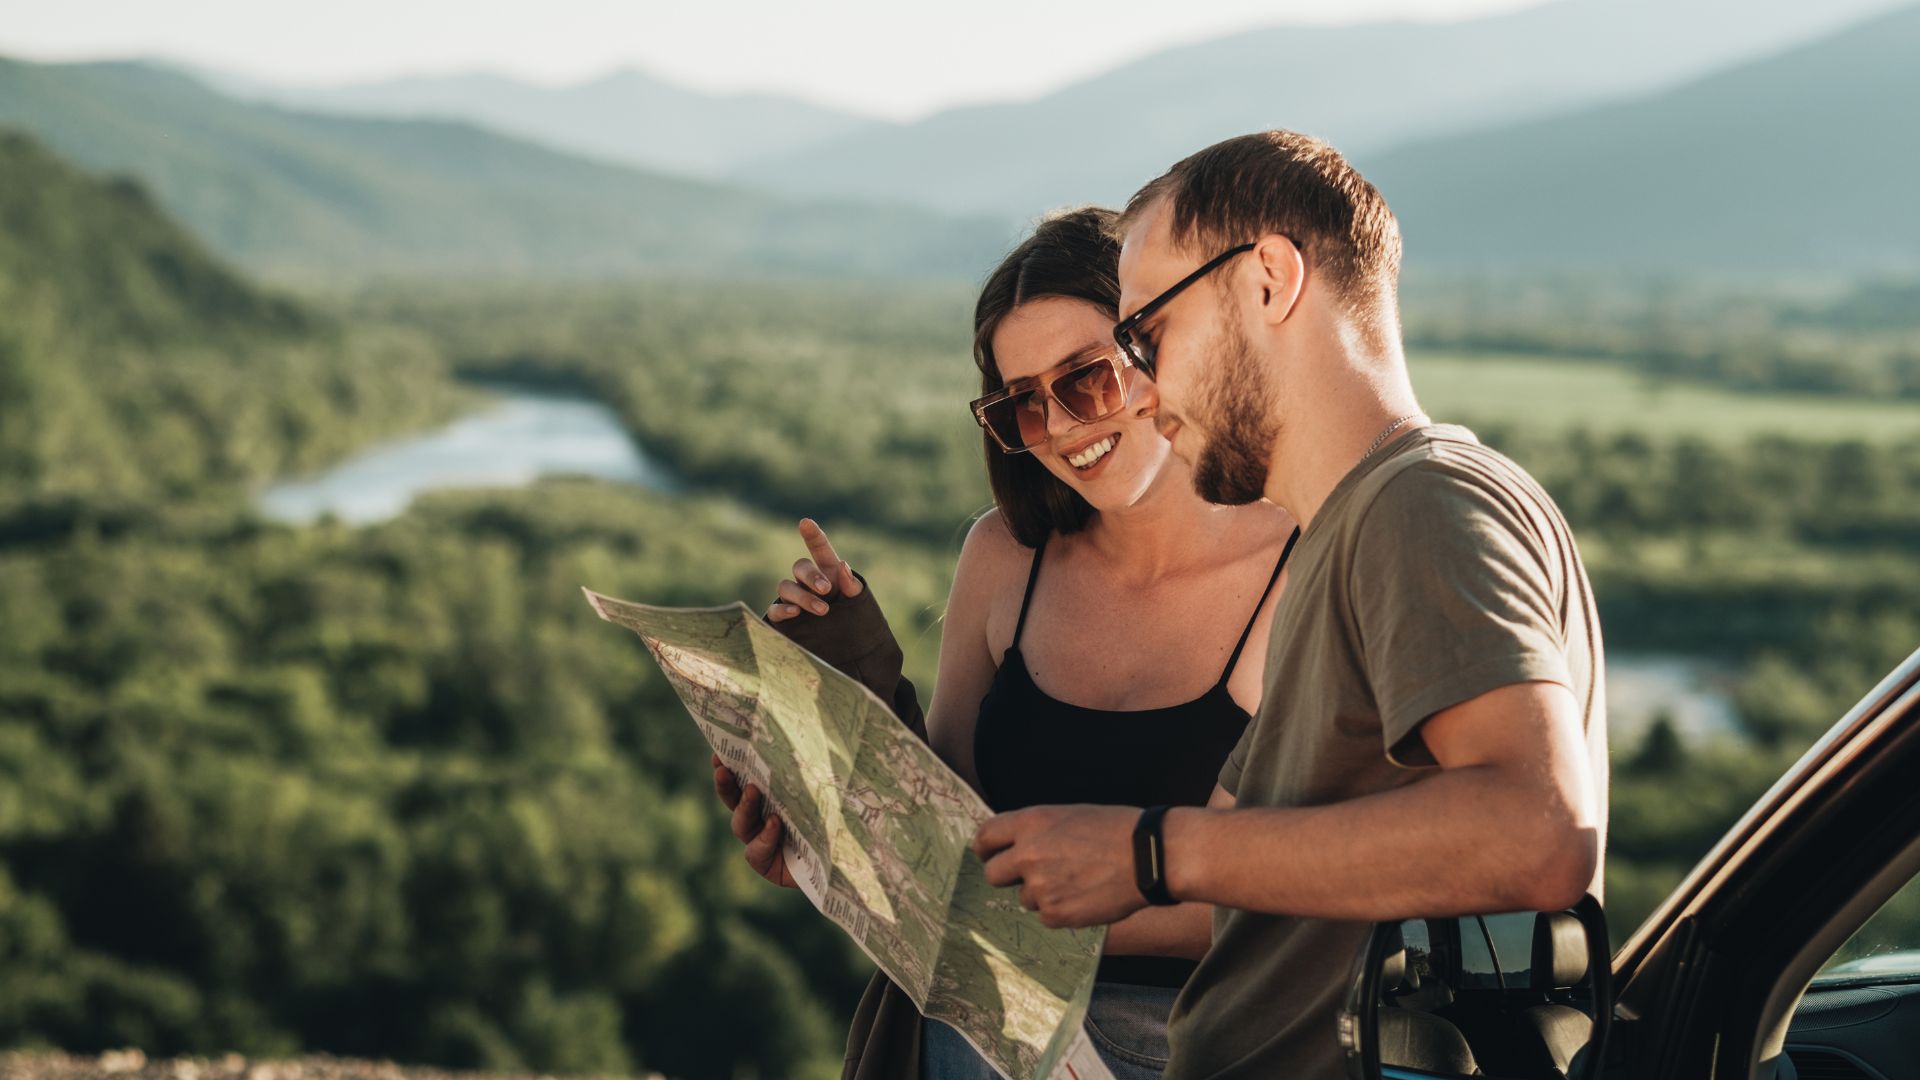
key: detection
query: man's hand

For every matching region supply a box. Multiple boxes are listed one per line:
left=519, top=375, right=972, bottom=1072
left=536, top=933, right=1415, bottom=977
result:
left=973, top=805, right=1147, bottom=929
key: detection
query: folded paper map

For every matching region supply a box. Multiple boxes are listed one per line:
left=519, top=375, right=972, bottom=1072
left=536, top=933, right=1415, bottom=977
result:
left=584, top=590, right=1114, bottom=1080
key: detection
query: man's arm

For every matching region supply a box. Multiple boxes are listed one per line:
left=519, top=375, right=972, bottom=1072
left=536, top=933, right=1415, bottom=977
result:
left=1165, top=680, right=1600, bottom=919
left=975, top=683, right=1599, bottom=927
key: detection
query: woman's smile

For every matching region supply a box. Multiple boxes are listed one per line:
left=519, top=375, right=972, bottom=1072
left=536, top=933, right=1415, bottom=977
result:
left=1061, top=431, right=1122, bottom=478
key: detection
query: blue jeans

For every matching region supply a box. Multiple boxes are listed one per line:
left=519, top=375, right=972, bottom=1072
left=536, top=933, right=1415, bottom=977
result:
left=923, top=981, right=1178, bottom=1080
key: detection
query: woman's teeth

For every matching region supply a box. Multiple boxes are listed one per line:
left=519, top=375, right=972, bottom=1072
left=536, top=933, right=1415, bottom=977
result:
left=1067, top=436, right=1117, bottom=470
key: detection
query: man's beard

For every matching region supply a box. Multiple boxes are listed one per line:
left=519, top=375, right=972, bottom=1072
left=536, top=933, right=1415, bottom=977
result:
left=1189, top=315, right=1278, bottom=506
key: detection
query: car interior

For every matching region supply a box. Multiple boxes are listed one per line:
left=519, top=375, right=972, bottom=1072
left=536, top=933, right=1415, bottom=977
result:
left=1373, top=887, right=1920, bottom=1080
left=1759, top=836, right=1920, bottom=1080
left=1377, top=910, right=1603, bottom=1079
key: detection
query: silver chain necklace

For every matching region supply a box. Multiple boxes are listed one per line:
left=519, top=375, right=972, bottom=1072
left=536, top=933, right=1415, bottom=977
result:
left=1358, top=413, right=1429, bottom=466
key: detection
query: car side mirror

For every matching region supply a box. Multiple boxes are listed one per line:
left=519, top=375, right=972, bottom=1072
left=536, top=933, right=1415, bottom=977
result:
left=1340, top=895, right=1612, bottom=1080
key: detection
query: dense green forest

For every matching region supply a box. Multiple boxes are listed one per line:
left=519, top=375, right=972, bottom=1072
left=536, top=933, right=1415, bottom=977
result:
left=0, top=482, right=954, bottom=1079
left=1402, top=274, right=1920, bottom=398
left=3, top=129, right=1918, bottom=1078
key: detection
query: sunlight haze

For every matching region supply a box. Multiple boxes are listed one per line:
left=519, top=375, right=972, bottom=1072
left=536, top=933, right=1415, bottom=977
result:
left=2, top=0, right=1550, bottom=119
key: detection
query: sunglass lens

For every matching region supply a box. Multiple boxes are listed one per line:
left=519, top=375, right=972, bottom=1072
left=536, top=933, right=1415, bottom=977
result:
left=982, top=389, right=1046, bottom=450
left=1057, top=360, right=1124, bottom=422
left=1011, top=389, right=1049, bottom=448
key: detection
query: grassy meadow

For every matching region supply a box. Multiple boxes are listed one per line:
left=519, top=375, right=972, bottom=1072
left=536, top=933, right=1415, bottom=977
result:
left=1412, top=350, right=1920, bottom=442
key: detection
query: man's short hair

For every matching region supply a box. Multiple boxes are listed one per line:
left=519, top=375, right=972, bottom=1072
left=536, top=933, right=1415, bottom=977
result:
left=1117, top=130, right=1403, bottom=313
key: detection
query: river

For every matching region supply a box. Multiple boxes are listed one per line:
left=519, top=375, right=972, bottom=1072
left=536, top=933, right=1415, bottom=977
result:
left=256, top=386, right=674, bottom=525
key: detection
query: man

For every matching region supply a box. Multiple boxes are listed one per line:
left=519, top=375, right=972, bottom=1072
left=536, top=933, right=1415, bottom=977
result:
left=971, top=130, right=1609, bottom=1077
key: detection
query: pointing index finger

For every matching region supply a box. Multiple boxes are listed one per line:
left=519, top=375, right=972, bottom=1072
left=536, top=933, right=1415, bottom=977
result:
left=798, top=518, right=842, bottom=573
left=800, top=519, right=860, bottom=596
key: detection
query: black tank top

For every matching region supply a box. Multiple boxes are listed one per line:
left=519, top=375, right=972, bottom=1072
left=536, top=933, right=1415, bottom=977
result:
left=972, top=527, right=1300, bottom=987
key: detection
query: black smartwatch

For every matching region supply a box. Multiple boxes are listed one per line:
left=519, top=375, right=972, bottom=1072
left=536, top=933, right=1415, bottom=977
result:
left=1133, top=805, right=1178, bottom=906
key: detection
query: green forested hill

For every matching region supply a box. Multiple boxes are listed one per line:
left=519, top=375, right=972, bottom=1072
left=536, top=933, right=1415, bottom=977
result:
left=0, top=130, right=309, bottom=345
left=0, top=131, right=457, bottom=500
left=0, top=59, right=1007, bottom=283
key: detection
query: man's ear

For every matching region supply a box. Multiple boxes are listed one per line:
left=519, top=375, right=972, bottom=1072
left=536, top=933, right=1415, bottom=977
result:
left=1251, top=234, right=1306, bottom=326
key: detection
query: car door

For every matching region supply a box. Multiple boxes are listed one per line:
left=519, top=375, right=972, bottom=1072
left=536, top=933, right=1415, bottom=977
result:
left=1604, top=642, right=1920, bottom=1079
left=1346, top=643, right=1920, bottom=1080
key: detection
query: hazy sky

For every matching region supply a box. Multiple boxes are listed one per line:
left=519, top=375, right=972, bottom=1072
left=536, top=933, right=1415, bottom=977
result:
left=1, top=0, right=1549, bottom=120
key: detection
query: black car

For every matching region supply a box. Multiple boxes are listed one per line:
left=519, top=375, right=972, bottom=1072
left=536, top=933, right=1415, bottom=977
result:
left=1346, top=643, right=1920, bottom=1080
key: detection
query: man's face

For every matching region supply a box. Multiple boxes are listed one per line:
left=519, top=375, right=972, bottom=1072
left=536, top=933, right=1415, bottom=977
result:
left=1117, top=199, right=1278, bottom=505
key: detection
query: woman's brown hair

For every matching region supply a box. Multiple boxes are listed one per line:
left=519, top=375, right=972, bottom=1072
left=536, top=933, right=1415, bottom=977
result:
left=972, top=206, right=1122, bottom=548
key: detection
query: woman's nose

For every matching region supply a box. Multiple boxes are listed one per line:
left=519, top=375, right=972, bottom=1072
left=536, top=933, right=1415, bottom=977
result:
left=1044, top=396, right=1080, bottom=436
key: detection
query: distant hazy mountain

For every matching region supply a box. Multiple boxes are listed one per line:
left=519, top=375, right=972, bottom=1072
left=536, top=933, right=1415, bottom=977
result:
left=733, top=0, right=1912, bottom=219
left=1366, top=4, right=1920, bottom=274
left=0, top=58, right=1007, bottom=282
left=204, top=66, right=885, bottom=177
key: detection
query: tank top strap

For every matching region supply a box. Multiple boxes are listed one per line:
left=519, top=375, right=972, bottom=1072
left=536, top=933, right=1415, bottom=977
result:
left=1009, top=534, right=1049, bottom=649
left=1217, top=527, right=1302, bottom=686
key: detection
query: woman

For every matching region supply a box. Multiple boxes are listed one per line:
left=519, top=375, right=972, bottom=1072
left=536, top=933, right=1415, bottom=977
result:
left=714, top=207, right=1299, bottom=1080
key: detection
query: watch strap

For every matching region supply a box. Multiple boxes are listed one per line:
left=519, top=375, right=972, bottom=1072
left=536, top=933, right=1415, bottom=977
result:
left=1133, top=805, right=1178, bottom=906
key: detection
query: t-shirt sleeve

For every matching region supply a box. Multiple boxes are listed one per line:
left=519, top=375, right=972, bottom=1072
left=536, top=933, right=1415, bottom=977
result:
left=1352, top=463, right=1573, bottom=766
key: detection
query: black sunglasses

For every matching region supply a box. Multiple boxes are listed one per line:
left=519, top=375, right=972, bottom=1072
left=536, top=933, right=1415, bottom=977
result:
left=1113, top=241, right=1277, bottom=381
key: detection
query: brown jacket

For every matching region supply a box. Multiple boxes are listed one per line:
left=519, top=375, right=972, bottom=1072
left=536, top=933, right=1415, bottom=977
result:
left=768, top=575, right=927, bottom=1080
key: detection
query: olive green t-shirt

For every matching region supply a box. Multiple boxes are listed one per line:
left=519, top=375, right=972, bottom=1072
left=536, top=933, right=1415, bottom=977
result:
left=1164, top=424, right=1608, bottom=1079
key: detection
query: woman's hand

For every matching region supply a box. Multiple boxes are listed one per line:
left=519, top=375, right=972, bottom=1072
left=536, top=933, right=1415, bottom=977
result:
left=766, top=518, right=861, bottom=622
left=712, top=753, right=797, bottom=889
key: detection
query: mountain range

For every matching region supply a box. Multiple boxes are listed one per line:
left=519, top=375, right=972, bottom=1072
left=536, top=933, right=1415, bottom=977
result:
left=727, top=0, right=1913, bottom=218
left=203, top=66, right=882, bottom=178
left=2, top=0, right=1915, bottom=282
left=1365, top=3, right=1920, bottom=273
left=0, top=58, right=1006, bottom=282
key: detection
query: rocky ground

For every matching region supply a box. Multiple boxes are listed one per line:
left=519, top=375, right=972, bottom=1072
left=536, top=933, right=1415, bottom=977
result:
left=0, top=1053, right=661, bottom=1080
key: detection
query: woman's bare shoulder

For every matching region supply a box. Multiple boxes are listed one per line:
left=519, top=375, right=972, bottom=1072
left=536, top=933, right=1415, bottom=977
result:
left=948, top=508, right=1036, bottom=632
left=956, top=507, right=1032, bottom=579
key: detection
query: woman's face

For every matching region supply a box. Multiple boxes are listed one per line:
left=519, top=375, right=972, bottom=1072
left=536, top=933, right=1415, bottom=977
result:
left=989, top=295, right=1176, bottom=511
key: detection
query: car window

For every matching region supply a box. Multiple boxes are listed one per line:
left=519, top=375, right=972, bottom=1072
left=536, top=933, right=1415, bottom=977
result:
left=1457, top=911, right=1537, bottom=990
left=1816, top=872, right=1920, bottom=983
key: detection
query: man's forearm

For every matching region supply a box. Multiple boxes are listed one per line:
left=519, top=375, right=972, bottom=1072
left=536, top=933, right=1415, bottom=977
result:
left=1162, top=764, right=1599, bottom=921
left=1104, top=902, right=1212, bottom=960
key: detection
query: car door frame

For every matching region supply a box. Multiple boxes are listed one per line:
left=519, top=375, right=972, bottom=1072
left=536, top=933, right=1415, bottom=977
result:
left=1605, top=643, right=1920, bottom=1078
